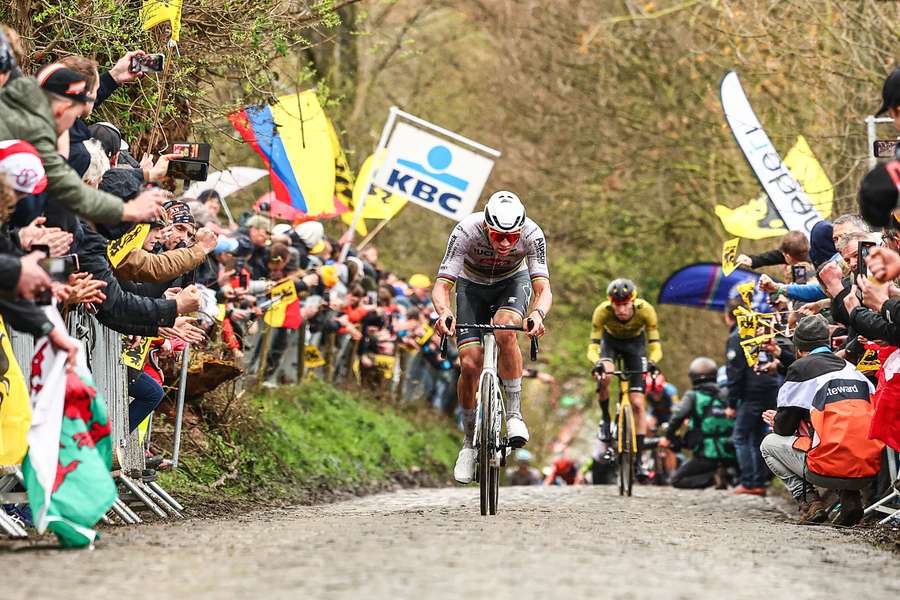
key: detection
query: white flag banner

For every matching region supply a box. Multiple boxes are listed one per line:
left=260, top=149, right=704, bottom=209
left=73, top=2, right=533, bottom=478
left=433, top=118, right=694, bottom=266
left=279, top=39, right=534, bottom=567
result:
left=720, top=71, right=822, bottom=236
left=374, top=120, right=497, bottom=221
left=26, top=308, right=70, bottom=530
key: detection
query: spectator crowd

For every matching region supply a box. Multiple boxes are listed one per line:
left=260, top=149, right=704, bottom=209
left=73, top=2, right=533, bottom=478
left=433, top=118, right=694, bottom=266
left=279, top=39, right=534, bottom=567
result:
left=0, top=25, right=460, bottom=501
left=517, top=67, right=900, bottom=530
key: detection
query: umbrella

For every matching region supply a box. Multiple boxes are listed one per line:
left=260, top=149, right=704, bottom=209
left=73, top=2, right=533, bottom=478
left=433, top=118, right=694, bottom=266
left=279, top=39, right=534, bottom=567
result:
left=658, top=262, right=772, bottom=312
left=185, top=166, right=268, bottom=227
left=185, top=166, right=268, bottom=199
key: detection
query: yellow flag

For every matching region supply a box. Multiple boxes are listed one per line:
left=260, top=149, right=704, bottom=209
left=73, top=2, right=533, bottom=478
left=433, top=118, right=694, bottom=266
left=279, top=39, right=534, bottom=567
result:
left=327, top=116, right=367, bottom=236
left=416, top=324, right=435, bottom=347
left=304, top=345, right=326, bottom=368
left=736, top=281, right=755, bottom=308
left=0, top=317, right=31, bottom=465
left=141, top=0, right=183, bottom=42
left=721, top=237, right=740, bottom=276
left=373, top=355, right=396, bottom=379
left=734, top=306, right=758, bottom=338
left=784, top=135, right=833, bottom=219
left=716, top=136, right=832, bottom=240
left=107, top=224, right=150, bottom=268
left=353, top=152, right=407, bottom=221
left=740, top=332, right=775, bottom=367
left=121, top=337, right=158, bottom=371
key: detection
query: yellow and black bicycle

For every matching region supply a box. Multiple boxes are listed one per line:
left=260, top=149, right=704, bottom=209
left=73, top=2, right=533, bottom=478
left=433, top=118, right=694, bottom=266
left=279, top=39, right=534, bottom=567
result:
left=611, top=365, right=647, bottom=497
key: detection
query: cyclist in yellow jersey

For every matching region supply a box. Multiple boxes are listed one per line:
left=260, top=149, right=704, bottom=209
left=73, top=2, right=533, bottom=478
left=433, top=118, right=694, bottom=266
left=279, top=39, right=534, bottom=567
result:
left=587, top=278, right=662, bottom=477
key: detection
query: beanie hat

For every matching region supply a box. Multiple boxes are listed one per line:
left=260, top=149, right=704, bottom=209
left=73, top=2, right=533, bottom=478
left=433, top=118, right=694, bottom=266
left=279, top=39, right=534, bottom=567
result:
left=88, top=122, right=126, bottom=158
left=793, top=314, right=831, bottom=352
left=0, top=139, right=46, bottom=194
left=295, top=221, right=324, bottom=249
left=165, top=200, right=195, bottom=225
left=808, top=220, right=837, bottom=268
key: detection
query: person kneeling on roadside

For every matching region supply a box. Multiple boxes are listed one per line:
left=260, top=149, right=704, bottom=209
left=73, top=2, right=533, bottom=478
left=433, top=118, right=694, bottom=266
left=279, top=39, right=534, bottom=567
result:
left=661, top=357, right=735, bottom=489
left=760, top=314, right=884, bottom=526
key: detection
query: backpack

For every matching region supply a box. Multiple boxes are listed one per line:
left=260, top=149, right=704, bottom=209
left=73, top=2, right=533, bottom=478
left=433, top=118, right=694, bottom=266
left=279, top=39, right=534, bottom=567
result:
left=691, top=389, right=734, bottom=461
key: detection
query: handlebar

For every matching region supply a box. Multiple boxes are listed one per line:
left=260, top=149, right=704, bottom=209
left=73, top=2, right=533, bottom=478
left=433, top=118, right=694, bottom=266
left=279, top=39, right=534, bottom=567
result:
left=439, top=318, right=539, bottom=361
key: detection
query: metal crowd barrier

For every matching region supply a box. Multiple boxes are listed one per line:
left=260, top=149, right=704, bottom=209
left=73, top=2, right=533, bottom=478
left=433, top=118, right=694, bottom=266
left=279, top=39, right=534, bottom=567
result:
left=9, top=310, right=139, bottom=473
left=6, top=308, right=184, bottom=532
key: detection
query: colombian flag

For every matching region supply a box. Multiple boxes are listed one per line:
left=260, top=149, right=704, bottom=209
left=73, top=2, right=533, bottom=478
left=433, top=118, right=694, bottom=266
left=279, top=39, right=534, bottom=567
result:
left=229, top=90, right=345, bottom=219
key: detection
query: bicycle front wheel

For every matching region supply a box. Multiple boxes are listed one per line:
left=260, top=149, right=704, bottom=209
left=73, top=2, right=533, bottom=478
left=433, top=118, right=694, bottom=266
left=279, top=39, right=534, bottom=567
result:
left=618, top=403, right=635, bottom=497
left=479, top=377, right=493, bottom=516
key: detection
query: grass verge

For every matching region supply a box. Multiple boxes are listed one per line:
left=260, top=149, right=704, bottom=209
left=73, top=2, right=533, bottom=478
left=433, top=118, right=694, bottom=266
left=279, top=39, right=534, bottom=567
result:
left=155, top=380, right=461, bottom=512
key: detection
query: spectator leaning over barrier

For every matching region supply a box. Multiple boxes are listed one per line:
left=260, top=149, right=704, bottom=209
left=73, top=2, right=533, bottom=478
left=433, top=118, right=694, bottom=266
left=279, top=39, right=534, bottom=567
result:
left=723, top=296, right=778, bottom=496
left=859, top=163, right=900, bottom=282
left=237, top=214, right=271, bottom=279
left=735, top=230, right=809, bottom=270
left=660, top=357, right=735, bottom=489
left=0, top=60, right=165, bottom=224
left=0, top=143, right=80, bottom=364
left=57, top=51, right=148, bottom=177
left=760, top=314, right=883, bottom=526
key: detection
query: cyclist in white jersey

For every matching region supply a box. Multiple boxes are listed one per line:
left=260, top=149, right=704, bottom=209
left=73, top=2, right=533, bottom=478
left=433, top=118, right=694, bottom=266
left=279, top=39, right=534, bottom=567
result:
left=432, top=191, right=553, bottom=484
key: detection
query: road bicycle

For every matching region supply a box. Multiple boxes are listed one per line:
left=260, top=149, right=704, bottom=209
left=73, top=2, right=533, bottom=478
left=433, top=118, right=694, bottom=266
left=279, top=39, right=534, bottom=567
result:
left=610, top=363, right=648, bottom=497
left=441, top=318, right=538, bottom=515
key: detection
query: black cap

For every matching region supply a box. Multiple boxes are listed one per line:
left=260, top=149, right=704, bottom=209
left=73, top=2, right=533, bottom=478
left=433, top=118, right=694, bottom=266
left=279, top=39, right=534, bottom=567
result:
left=858, top=163, right=899, bottom=229
left=793, top=314, right=831, bottom=352
left=88, top=123, right=122, bottom=159
left=36, top=63, right=95, bottom=103
left=877, top=67, right=900, bottom=116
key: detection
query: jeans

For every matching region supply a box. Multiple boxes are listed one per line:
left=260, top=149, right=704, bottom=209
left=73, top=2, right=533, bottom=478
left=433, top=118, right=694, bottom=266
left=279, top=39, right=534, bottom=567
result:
left=760, top=433, right=816, bottom=500
left=732, top=402, right=771, bottom=488
left=128, top=372, right=164, bottom=433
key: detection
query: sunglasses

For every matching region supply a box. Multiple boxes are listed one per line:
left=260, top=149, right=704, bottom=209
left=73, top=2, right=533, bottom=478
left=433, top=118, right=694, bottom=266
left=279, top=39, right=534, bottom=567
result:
left=488, top=230, right=521, bottom=245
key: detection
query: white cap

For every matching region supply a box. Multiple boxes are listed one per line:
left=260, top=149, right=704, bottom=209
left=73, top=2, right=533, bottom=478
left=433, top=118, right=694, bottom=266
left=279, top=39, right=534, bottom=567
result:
left=272, top=223, right=292, bottom=236
left=295, top=221, right=325, bottom=249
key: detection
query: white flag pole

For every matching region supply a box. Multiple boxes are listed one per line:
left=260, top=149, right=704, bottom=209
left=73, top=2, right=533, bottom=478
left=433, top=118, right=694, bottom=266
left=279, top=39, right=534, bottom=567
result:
left=339, top=106, right=400, bottom=262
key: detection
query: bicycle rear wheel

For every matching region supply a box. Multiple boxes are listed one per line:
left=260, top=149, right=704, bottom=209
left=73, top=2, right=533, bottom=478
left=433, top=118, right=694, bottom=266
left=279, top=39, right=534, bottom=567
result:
left=618, top=403, right=635, bottom=497
left=479, top=377, right=493, bottom=516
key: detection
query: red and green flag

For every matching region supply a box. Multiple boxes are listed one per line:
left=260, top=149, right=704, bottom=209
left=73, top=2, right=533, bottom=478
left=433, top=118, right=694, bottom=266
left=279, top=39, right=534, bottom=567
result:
left=23, top=321, right=117, bottom=548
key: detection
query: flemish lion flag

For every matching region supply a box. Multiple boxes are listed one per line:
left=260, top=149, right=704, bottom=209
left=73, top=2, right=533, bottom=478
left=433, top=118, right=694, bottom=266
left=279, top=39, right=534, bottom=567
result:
left=721, top=238, right=740, bottom=276
left=141, top=0, right=183, bottom=42
left=0, top=316, right=30, bottom=465
left=264, top=279, right=301, bottom=329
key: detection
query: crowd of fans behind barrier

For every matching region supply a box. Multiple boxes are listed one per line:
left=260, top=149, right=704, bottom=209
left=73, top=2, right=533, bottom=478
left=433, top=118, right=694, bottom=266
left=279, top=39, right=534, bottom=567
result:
left=0, top=27, right=460, bottom=479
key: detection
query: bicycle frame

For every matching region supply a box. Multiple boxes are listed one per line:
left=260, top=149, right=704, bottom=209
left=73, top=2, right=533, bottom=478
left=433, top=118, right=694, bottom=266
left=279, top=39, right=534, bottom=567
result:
left=614, top=374, right=638, bottom=455
left=474, top=332, right=504, bottom=468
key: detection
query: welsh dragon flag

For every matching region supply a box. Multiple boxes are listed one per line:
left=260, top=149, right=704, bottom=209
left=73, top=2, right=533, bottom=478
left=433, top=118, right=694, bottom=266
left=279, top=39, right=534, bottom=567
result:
left=22, top=309, right=117, bottom=547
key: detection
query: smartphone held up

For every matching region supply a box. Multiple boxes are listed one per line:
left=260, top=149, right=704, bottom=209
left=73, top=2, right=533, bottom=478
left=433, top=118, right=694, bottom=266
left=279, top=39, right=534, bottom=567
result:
left=166, top=141, right=211, bottom=182
left=128, top=53, right=165, bottom=73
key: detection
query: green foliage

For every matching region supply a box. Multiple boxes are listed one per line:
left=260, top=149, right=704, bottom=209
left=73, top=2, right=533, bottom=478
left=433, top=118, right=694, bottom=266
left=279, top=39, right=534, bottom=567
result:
left=160, top=380, right=460, bottom=500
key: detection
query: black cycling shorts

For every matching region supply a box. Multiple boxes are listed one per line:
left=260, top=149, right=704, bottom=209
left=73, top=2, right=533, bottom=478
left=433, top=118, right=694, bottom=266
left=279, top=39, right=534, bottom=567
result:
left=455, top=272, right=532, bottom=349
left=599, top=331, right=646, bottom=392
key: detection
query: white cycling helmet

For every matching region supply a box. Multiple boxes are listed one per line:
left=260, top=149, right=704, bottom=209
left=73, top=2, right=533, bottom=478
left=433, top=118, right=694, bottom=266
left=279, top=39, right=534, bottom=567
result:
left=484, top=190, right=526, bottom=232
